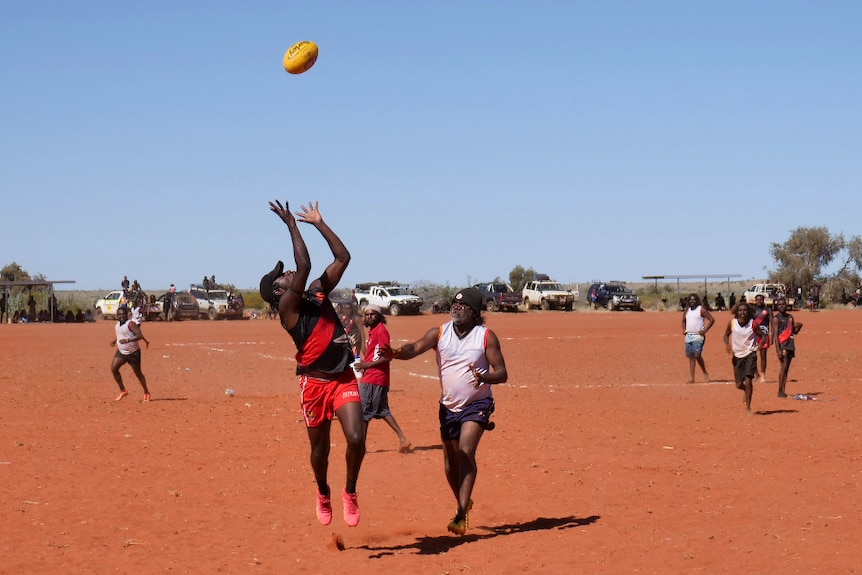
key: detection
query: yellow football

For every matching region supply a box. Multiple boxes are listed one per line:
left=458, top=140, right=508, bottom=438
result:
left=283, top=41, right=319, bottom=75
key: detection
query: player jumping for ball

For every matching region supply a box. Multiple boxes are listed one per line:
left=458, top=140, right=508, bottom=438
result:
left=259, top=200, right=365, bottom=527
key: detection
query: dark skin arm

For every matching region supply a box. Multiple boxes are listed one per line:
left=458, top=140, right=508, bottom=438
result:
left=723, top=319, right=733, bottom=353
left=269, top=200, right=351, bottom=331
left=700, top=308, right=716, bottom=335
left=353, top=356, right=388, bottom=370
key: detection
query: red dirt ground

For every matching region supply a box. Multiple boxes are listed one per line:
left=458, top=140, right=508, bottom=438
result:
left=1, top=308, right=860, bottom=574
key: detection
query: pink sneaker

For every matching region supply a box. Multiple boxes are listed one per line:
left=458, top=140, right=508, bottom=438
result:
left=316, top=490, right=333, bottom=525
left=115, top=390, right=128, bottom=402
left=342, top=489, right=360, bottom=527
left=144, top=393, right=151, bottom=402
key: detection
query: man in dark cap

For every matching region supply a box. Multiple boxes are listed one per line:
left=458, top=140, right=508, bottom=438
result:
left=381, top=286, right=508, bottom=536
left=259, top=200, right=365, bottom=528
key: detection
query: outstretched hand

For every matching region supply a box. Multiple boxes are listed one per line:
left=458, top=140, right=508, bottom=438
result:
left=294, top=201, right=322, bottom=225
left=269, top=200, right=296, bottom=225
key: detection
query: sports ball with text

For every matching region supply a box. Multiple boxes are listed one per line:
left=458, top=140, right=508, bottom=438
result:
left=283, top=41, right=318, bottom=75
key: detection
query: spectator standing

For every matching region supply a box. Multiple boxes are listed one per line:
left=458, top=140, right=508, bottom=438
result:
left=682, top=293, right=715, bottom=383
left=164, top=284, right=176, bottom=321
left=354, top=304, right=411, bottom=453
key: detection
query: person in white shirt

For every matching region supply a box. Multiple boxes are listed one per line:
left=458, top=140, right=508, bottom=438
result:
left=723, top=302, right=764, bottom=414
left=382, top=287, right=508, bottom=536
left=682, top=293, right=715, bottom=383
left=110, top=305, right=151, bottom=402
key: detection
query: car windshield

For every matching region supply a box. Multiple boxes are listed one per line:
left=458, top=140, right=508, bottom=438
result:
left=208, top=290, right=228, bottom=300
left=608, top=286, right=629, bottom=293
left=387, top=287, right=408, bottom=296
left=543, top=283, right=564, bottom=291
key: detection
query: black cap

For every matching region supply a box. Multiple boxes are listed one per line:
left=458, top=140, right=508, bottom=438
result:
left=259, top=260, right=284, bottom=305
left=453, top=287, right=483, bottom=317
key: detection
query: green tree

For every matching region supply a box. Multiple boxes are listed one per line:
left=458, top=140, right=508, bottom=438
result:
left=770, top=226, right=844, bottom=291
left=509, top=265, right=536, bottom=292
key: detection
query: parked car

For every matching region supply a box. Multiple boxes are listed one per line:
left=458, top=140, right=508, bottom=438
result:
left=189, top=287, right=243, bottom=320
left=587, top=283, right=642, bottom=311
left=157, top=291, right=200, bottom=321
left=522, top=274, right=577, bottom=311
left=473, top=282, right=521, bottom=312
left=742, top=283, right=794, bottom=310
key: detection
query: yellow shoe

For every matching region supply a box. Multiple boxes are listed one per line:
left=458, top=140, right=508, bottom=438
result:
left=446, top=499, right=473, bottom=535
left=447, top=515, right=467, bottom=535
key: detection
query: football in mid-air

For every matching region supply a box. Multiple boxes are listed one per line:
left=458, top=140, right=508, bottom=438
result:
left=283, top=41, right=318, bottom=75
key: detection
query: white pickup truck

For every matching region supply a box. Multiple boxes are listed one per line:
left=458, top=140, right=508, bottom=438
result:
left=742, top=283, right=795, bottom=310
left=94, top=290, right=162, bottom=321
left=352, top=282, right=423, bottom=316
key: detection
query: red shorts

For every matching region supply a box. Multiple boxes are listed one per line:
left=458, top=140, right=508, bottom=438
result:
left=299, top=371, right=360, bottom=428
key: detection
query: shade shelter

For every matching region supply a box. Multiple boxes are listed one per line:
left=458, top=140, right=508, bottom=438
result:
left=0, top=280, right=76, bottom=323
left=641, top=274, right=742, bottom=311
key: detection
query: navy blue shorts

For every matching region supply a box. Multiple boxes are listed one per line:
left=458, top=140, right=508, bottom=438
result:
left=438, top=396, right=495, bottom=441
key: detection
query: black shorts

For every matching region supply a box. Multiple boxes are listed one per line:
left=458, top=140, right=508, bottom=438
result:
left=114, top=349, right=142, bottom=370
left=439, top=396, right=495, bottom=441
left=732, top=351, right=757, bottom=384
left=359, top=382, right=392, bottom=422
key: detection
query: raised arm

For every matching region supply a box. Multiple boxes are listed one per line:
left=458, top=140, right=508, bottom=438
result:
left=269, top=200, right=311, bottom=329
left=295, top=201, right=350, bottom=295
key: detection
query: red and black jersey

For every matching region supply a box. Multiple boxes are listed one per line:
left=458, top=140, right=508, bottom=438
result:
left=285, top=287, right=353, bottom=376
left=774, top=312, right=797, bottom=352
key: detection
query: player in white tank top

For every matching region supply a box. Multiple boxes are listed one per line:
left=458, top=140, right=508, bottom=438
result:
left=381, top=287, right=508, bottom=536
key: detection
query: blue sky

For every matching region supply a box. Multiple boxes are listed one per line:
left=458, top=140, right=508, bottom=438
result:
left=2, top=1, right=860, bottom=292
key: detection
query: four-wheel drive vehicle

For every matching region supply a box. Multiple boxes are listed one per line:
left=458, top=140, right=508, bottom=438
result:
left=522, top=274, right=577, bottom=311
left=473, top=282, right=520, bottom=312
left=742, top=283, right=795, bottom=310
left=189, top=287, right=244, bottom=320
left=353, top=282, right=423, bottom=316
left=587, top=282, right=642, bottom=311
left=157, top=291, right=200, bottom=321
left=94, top=291, right=126, bottom=320
left=95, top=290, right=163, bottom=321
